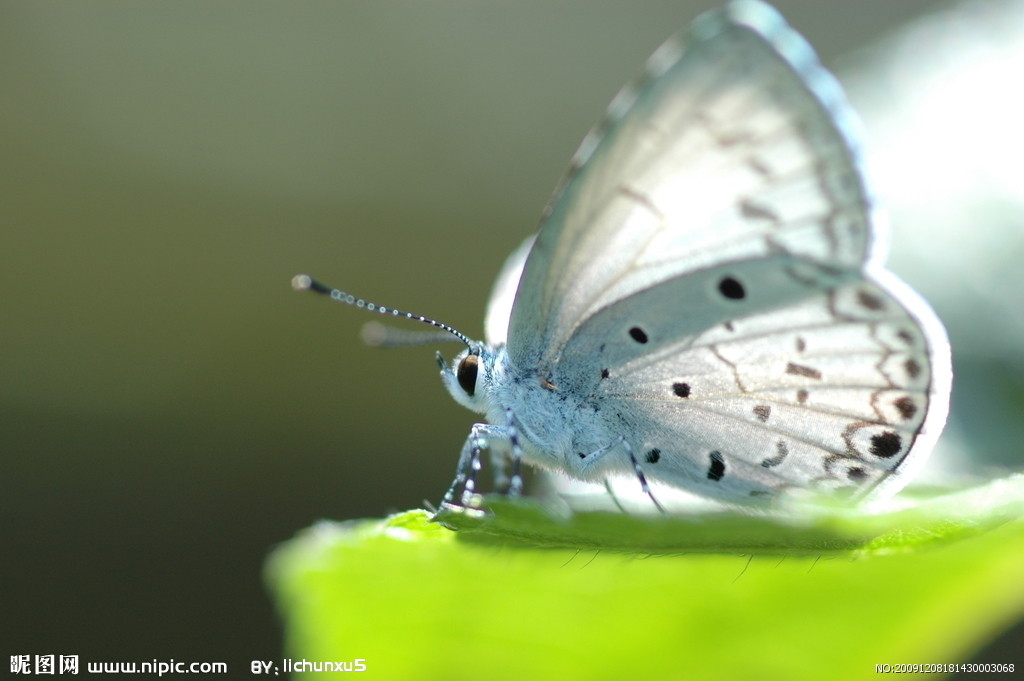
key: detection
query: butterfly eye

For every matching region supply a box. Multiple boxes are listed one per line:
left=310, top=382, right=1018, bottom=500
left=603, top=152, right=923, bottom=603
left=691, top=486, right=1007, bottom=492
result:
left=457, top=354, right=480, bottom=396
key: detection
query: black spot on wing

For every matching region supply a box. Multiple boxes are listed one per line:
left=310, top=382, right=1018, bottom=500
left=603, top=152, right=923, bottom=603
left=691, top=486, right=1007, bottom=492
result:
left=869, top=431, right=902, bottom=458
left=672, top=382, right=691, bottom=398
left=707, top=451, right=725, bottom=481
left=718, top=277, right=745, bottom=300
left=629, top=326, right=649, bottom=344
left=893, top=396, right=917, bottom=420
left=847, top=466, right=867, bottom=482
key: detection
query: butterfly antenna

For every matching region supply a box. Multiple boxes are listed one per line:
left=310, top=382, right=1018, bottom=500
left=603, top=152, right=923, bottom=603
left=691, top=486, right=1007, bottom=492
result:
left=291, top=274, right=472, bottom=348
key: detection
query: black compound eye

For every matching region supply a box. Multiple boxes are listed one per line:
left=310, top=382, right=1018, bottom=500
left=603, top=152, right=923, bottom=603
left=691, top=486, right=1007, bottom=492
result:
left=457, top=354, right=479, bottom=396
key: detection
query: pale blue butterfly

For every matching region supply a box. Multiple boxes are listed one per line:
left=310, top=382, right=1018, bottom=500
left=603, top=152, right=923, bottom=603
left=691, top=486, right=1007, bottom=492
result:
left=294, top=0, right=951, bottom=511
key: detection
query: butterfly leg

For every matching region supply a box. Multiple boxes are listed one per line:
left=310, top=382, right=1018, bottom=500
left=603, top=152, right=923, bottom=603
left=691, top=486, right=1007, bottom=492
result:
left=442, top=422, right=521, bottom=508
left=622, top=440, right=666, bottom=514
left=488, top=443, right=510, bottom=494
left=442, top=425, right=487, bottom=508
left=578, top=437, right=665, bottom=513
left=504, top=408, right=524, bottom=497
left=602, top=479, right=630, bottom=514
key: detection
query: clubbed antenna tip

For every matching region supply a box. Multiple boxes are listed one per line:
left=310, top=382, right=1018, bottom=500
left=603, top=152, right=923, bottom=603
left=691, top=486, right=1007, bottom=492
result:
left=291, top=274, right=330, bottom=294
left=290, top=273, right=473, bottom=348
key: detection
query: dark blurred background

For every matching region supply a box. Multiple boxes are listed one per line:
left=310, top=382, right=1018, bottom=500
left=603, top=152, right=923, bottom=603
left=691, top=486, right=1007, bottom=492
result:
left=4, top=0, right=1022, bottom=672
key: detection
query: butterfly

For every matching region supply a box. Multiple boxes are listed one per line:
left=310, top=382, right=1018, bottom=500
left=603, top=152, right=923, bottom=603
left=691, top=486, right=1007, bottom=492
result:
left=294, top=0, right=951, bottom=511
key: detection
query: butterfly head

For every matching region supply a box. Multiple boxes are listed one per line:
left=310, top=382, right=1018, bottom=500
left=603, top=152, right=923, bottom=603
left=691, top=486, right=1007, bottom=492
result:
left=438, top=344, right=498, bottom=415
left=292, top=273, right=497, bottom=413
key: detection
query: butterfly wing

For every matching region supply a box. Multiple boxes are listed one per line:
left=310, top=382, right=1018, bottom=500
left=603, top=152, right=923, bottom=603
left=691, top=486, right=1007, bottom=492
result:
left=484, top=236, right=533, bottom=346
left=507, top=1, right=875, bottom=370
left=560, top=269, right=948, bottom=501
left=501, top=0, right=949, bottom=502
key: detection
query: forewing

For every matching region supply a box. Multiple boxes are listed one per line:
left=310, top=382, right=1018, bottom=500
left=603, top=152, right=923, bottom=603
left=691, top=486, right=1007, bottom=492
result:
left=506, top=1, right=874, bottom=370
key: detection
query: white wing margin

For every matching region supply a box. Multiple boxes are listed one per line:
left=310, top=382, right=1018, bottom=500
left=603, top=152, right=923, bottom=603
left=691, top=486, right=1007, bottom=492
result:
left=483, top=236, right=533, bottom=346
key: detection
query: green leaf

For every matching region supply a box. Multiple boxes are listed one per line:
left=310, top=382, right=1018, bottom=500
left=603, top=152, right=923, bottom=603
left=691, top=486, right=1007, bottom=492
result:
left=267, top=476, right=1024, bottom=680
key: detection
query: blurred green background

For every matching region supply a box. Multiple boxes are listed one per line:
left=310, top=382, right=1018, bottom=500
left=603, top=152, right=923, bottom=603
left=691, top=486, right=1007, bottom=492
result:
left=4, top=0, right=1022, bottom=672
